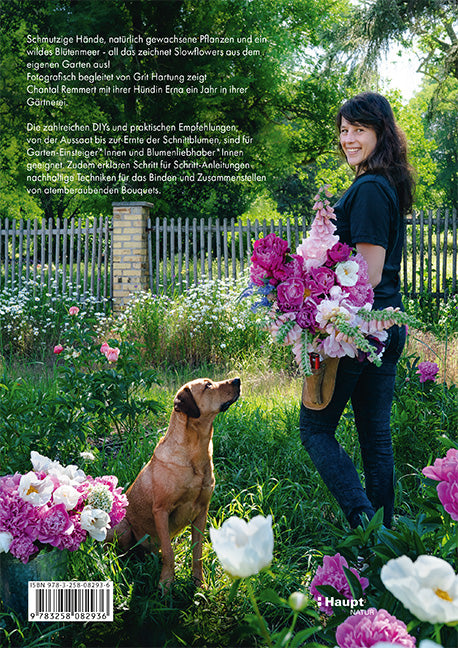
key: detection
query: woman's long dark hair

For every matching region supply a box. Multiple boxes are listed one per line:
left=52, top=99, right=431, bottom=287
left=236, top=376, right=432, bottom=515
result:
left=336, top=92, right=415, bottom=215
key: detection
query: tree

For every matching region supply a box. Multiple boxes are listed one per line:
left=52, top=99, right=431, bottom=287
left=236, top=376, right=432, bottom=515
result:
left=0, top=0, right=352, bottom=221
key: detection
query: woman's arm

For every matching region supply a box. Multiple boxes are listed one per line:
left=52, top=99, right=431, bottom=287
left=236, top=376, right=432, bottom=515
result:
left=356, top=242, right=386, bottom=288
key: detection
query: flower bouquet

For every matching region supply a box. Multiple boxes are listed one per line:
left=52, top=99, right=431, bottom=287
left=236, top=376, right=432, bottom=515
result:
left=0, top=451, right=128, bottom=564
left=249, top=186, right=412, bottom=386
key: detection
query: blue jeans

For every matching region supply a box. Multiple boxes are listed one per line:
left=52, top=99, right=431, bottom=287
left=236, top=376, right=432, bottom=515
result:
left=299, top=325, right=406, bottom=528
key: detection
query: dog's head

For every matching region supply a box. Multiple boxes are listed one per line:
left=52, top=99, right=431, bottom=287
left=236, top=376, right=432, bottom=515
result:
left=173, top=377, right=241, bottom=419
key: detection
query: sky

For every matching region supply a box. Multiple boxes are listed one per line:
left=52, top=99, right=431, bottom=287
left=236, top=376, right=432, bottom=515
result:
left=379, top=45, right=424, bottom=101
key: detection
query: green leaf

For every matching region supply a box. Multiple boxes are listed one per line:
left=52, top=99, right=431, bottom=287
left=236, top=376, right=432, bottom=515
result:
left=289, top=626, right=322, bottom=648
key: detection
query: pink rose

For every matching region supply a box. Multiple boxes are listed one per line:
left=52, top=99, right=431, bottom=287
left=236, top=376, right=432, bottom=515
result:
left=69, top=306, right=80, bottom=316
left=276, top=277, right=306, bottom=312
left=53, top=344, right=64, bottom=354
left=251, top=233, right=290, bottom=272
left=100, top=342, right=110, bottom=354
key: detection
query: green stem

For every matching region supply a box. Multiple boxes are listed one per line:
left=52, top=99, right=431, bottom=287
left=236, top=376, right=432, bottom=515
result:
left=284, top=612, right=299, bottom=648
left=434, top=623, right=442, bottom=645
left=246, top=579, right=273, bottom=648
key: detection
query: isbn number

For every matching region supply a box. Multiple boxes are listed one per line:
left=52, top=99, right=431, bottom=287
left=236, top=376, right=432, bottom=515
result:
left=28, top=581, right=113, bottom=622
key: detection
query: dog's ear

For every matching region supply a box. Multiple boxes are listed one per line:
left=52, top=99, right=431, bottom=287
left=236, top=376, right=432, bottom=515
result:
left=173, top=386, right=201, bottom=418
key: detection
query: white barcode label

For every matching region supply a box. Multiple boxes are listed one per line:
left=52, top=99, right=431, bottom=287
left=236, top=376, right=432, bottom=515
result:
left=28, top=581, right=113, bottom=622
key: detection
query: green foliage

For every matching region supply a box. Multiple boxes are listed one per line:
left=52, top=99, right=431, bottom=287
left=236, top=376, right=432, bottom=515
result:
left=0, top=308, right=162, bottom=472
left=392, top=353, right=458, bottom=479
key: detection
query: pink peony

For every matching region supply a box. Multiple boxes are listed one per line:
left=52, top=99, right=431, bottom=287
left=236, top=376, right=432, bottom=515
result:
left=436, top=479, right=458, bottom=521
left=104, top=347, right=120, bottom=362
left=250, top=263, right=273, bottom=287
left=9, top=535, right=38, bottom=564
left=296, top=300, right=318, bottom=332
left=37, top=503, right=74, bottom=546
left=53, top=344, right=64, bottom=354
left=335, top=608, right=416, bottom=648
left=344, top=281, right=374, bottom=307
left=68, top=306, right=80, bottom=316
left=251, top=233, right=290, bottom=272
left=326, top=241, right=352, bottom=265
left=276, top=277, right=306, bottom=312
left=309, top=553, right=369, bottom=615
left=422, top=448, right=458, bottom=482
left=305, top=266, right=336, bottom=296
left=416, top=360, right=439, bottom=383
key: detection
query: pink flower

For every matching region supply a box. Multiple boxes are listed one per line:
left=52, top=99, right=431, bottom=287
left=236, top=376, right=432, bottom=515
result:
left=37, top=503, right=74, bottom=546
left=9, top=535, right=38, bottom=564
left=276, top=277, right=306, bottom=312
left=309, top=553, right=369, bottom=615
left=69, top=306, right=80, bottom=316
left=335, top=608, right=416, bottom=648
left=422, top=448, right=458, bottom=482
left=100, top=342, right=110, bottom=354
left=251, top=233, right=290, bottom=272
left=250, top=264, right=273, bottom=287
left=296, top=300, right=318, bottom=332
left=436, top=479, right=458, bottom=520
left=416, top=361, right=439, bottom=383
left=53, top=344, right=64, bottom=355
left=305, top=266, right=336, bottom=296
left=326, top=242, right=352, bottom=265
left=104, top=347, right=120, bottom=362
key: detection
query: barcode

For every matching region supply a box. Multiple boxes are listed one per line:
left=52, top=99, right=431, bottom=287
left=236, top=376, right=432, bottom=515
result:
left=28, top=581, right=113, bottom=622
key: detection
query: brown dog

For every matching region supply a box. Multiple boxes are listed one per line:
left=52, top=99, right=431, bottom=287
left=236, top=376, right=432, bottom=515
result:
left=109, top=377, right=240, bottom=587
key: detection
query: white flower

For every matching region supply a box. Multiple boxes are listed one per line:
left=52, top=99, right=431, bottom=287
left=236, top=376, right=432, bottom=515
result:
left=335, top=260, right=359, bottom=286
left=18, top=472, right=54, bottom=506
left=210, top=514, right=274, bottom=578
left=381, top=555, right=458, bottom=624
left=80, top=451, right=95, bottom=461
left=288, top=591, right=309, bottom=611
left=0, top=531, right=13, bottom=553
left=80, top=506, right=110, bottom=541
left=30, top=451, right=59, bottom=474
left=53, top=484, right=81, bottom=511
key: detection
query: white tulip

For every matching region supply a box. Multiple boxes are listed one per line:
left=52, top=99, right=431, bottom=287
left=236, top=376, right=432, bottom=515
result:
left=80, top=506, right=110, bottom=541
left=210, top=514, right=274, bottom=578
left=53, top=484, right=81, bottom=511
left=0, top=531, right=13, bottom=553
left=18, top=472, right=54, bottom=507
left=381, top=554, right=458, bottom=624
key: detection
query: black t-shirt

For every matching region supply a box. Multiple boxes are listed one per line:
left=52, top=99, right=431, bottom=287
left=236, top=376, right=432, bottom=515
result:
left=333, top=173, right=403, bottom=309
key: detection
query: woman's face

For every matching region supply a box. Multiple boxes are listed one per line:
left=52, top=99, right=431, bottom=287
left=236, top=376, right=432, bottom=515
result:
left=339, top=117, right=378, bottom=171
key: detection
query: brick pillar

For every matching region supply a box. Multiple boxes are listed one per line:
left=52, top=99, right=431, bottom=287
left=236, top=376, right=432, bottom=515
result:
left=111, top=202, right=153, bottom=310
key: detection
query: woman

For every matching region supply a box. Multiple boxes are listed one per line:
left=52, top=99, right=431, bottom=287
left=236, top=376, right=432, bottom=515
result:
left=300, top=92, right=415, bottom=529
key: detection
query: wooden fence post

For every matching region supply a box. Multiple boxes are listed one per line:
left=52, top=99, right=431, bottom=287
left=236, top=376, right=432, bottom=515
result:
left=112, top=201, right=153, bottom=311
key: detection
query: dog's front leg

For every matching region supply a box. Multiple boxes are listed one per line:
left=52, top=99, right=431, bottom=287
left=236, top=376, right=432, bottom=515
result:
left=191, top=505, right=209, bottom=585
left=152, top=508, right=175, bottom=588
